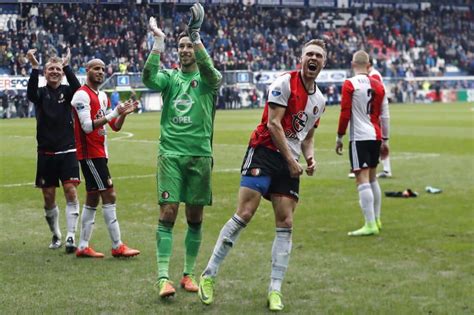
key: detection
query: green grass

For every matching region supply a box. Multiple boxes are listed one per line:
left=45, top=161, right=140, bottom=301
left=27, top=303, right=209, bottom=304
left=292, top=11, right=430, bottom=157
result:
left=0, top=102, right=473, bottom=314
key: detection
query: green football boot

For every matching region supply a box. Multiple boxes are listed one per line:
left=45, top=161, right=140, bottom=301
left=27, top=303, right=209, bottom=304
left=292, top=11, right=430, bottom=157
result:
left=198, top=275, right=215, bottom=305
left=348, top=222, right=379, bottom=236
left=376, top=218, right=382, bottom=231
left=267, top=291, right=284, bottom=311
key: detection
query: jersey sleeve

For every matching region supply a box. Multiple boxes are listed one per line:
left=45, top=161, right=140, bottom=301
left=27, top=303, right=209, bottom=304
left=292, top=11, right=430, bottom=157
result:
left=378, top=86, right=390, bottom=139
left=71, top=90, right=94, bottom=134
left=267, top=74, right=291, bottom=107
left=106, top=97, right=120, bottom=132
left=195, top=48, right=222, bottom=90
left=27, top=69, right=40, bottom=104
left=142, top=53, right=170, bottom=92
left=337, top=80, right=354, bottom=136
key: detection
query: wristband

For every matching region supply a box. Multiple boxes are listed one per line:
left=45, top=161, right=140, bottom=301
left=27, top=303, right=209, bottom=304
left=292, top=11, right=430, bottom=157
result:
left=105, top=108, right=120, bottom=122
left=336, top=135, right=343, bottom=143
left=152, top=36, right=165, bottom=53
left=189, top=31, right=202, bottom=45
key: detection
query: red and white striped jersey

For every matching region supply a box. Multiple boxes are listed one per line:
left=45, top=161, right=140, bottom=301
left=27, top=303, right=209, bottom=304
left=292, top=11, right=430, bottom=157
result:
left=249, top=71, right=326, bottom=159
left=71, top=85, right=118, bottom=160
left=337, top=74, right=386, bottom=141
left=369, top=68, right=383, bottom=83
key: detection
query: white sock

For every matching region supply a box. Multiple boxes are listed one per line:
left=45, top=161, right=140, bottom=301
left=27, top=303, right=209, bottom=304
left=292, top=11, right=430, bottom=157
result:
left=65, top=201, right=80, bottom=240
left=103, top=203, right=121, bottom=249
left=202, top=214, right=247, bottom=277
left=269, top=227, right=292, bottom=293
left=358, top=183, right=375, bottom=224
left=382, top=157, right=391, bottom=173
left=370, top=180, right=382, bottom=220
left=78, top=205, right=96, bottom=249
left=45, top=206, right=61, bottom=239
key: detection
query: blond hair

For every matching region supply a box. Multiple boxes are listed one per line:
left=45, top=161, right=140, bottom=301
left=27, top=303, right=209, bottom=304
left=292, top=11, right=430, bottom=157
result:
left=352, top=50, right=369, bottom=66
left=45, top=56, right=63, bottom=70
left=303, top=39, right=327, bottom=56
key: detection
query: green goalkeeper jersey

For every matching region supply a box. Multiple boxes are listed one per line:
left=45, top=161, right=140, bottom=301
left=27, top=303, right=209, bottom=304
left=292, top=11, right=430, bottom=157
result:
left=142, top=49, right=222, bottom=156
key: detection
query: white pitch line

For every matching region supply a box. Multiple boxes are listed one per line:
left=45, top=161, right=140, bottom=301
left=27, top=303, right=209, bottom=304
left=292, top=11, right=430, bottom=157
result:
left=0, top=152, right=440, bottom=188
left=0, top=170, right=241, bottom=188
left=110, top=131, right=134, bottom=141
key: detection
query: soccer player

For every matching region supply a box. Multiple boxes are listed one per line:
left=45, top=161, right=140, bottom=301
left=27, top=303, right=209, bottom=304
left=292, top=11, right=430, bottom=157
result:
left=71, top=58, right=140, bottom=258
left=26, top=48, right=81, bottom=253
left=142, top=3, right=222, bottom=298
left=368, top=58, right=392, bottom=178
left=347, top=57, right=391, bottom=179
left=335, top=50, right=390, bottom=236
left=198, top=39, right=327, bottom=311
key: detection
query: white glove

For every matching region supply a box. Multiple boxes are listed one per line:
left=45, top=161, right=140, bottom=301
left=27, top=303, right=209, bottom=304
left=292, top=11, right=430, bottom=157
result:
left=149, top=17, right=166, bottom=53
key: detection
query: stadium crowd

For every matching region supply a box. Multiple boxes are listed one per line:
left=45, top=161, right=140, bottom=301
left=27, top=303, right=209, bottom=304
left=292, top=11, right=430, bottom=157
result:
left=0, top=3, right=473, bottom=78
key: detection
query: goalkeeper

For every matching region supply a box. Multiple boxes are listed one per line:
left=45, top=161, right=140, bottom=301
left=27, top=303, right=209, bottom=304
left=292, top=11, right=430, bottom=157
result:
left=142, top=2, right=222, bottom=299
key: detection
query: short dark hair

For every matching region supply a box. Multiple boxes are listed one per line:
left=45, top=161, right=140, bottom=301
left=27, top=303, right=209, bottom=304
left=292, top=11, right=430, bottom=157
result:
left=178, top=30, right=189, bottom=41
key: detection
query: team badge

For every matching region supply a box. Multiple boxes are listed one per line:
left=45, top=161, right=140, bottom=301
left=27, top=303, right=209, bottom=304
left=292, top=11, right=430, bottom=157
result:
left=292, top=111, right=308, bottom=132
left=313, top=106, right=319, bottom=115
left=162, top=191, right=170, bottom=199
left=191, top=80, right=199, bottom=88
left=250, top=168, right=261, bottom=176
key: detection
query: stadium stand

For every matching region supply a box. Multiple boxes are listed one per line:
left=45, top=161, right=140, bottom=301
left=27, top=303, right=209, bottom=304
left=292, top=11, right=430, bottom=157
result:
left=0, top=2, right=472, bottom=76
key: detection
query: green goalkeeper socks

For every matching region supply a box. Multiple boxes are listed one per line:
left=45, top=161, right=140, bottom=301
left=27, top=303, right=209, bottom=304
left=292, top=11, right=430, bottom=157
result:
left=156, top=220, right=174, bottom=280
left=183, top=221, right=202, bottom=276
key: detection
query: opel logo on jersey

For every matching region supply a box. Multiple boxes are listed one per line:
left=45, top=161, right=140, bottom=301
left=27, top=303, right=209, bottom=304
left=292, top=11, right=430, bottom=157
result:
left=292, top=111, right=308, bottom=132
left=173, top=93, right=193, bottom=114
left=191, top=80, right=199, bottom=88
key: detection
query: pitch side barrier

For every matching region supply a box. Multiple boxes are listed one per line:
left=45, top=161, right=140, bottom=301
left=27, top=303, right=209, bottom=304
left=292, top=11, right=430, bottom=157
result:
left=2, top=73, right=472, bottom=111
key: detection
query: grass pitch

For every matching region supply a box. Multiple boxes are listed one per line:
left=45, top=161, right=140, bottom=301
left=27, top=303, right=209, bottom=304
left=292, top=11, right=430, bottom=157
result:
left=0, top=102, right=473, bottom=314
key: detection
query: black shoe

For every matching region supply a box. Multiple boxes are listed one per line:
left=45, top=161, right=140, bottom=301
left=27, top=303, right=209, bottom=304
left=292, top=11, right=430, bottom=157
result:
left=65, top=237, right=77, bottom=254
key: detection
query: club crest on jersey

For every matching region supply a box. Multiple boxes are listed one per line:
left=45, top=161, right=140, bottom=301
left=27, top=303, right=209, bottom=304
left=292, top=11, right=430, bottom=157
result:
left=191, top=80, right=199, bottom=88
left=162, top=191, right=170, bottom=199
left=250, top=168, right=261, bottom=176
left=292, top=111, right=308, bottom=132
left=58, top=93, right=65, bottom=104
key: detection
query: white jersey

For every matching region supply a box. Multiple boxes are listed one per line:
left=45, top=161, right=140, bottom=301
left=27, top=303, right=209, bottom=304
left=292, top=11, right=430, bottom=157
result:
left=249, top=71, right=326, bottom=160
left=337, top=74, right=386, bottom=141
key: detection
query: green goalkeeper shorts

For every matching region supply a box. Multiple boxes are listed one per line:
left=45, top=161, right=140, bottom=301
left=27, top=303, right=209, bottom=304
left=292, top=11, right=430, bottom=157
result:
left=157, top=155, right=212, bottom=206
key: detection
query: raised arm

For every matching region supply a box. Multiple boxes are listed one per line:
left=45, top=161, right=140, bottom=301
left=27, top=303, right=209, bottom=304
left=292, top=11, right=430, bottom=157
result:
left=142, top=17, right=170, bottom=92
left=26, top=49, right=40, bottom=103
left=187, top=3, right=222, bottom=89
left=62, top=48, right=81, bottom=93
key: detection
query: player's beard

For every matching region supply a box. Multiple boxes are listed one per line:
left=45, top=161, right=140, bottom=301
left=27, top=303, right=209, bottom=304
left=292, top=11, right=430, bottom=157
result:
left=89, top=74, right=104, bottom=85
left=179, top=54, right=196, bottom=68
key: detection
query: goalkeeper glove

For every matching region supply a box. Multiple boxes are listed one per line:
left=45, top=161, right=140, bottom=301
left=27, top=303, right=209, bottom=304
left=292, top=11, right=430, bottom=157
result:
left=149, top=17, right=166, bottom=53
left=187, top=2, right=204, bottom=44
